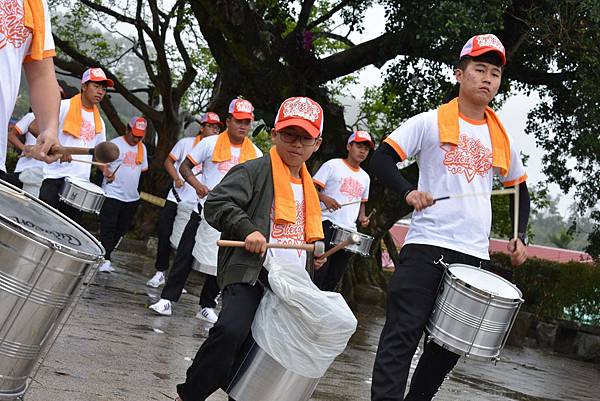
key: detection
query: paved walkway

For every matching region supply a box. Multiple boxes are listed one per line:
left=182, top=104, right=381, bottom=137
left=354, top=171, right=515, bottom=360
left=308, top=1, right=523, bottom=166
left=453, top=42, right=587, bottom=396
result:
left=24, top=250, right=599, bottom=401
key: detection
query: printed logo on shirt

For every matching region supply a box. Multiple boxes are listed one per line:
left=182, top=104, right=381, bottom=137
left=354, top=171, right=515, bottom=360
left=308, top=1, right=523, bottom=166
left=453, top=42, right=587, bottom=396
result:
left=122, top=151, right=138, bottom=168
left=339, top=176, right=364, bottom=201
left=271, top=200, right=306, bottom=257
left=0, top=0, right=30, bottom=50
left=216, top=155, right=240, bottom=175
left=80, top=120, right=96, bottom=143
left=442, top=135, right=492, bottom=183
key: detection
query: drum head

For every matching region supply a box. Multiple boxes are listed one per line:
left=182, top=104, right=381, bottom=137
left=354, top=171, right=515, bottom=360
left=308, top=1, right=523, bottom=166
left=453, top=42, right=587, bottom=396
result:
left=448, top=264, right=522, bottom=300
left=0, top=183, right=103, bottom=258
left=66, top=177, right=105, bottom=195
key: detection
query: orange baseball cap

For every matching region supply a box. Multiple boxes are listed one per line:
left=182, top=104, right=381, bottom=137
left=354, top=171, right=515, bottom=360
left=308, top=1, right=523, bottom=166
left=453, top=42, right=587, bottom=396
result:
left=82, top=68, right=115, bottom=87
left=128, top=116, right=147, bottom=137
left=274, top=97, right=324, bottom=138
left=460, top=34, right=506, bottom=65
left=200, top=111, right=223, bottom=125
left=348, top=130, right=374, bottom=148
left=228, top=98, right=254, bottom=120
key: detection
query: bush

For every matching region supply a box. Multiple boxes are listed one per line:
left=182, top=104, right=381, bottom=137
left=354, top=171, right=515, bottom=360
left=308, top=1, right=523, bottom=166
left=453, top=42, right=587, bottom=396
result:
left=491, top=253, right=600, bottom=325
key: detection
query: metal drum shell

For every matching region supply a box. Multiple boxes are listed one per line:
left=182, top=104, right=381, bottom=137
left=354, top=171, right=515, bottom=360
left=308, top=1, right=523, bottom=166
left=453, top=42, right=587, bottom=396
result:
left=426, top=266, right=523, bottom=361
left=330, top=225, right=374, bottom=256
left=0, top=185, right=103, bottom=397
left=59, top=179, right=105, bottom=214
left=227, top=341, right=320, bottom=401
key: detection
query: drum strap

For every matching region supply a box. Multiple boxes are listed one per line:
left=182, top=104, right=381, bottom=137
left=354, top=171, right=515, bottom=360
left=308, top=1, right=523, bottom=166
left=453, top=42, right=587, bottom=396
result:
left=171, top=184, right=181, bottom=203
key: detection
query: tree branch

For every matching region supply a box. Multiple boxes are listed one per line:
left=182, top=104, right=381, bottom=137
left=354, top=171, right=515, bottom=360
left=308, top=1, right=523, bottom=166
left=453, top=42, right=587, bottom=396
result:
left=312, top=31, right=355, bottom=47
left=172, top=3, right=198, bottom=106
left=296, top=0, right=316, bottom=32
left=307, top=0, right=353, bottom=30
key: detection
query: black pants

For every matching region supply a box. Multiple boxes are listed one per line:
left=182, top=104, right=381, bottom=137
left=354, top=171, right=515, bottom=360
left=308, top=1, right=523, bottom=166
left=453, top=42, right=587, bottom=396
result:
left=371, top=244, right=490, bottom=401
left=39, top=177, right=82, bottom=222
left=161, top=211, right=220, bottom=308
left=313, top=220, right=352, bottom=291
left=177, top=283, right=264, bottom=401
left=0, top=170, right=23, bottom=188
left=99, top=197, right=139, bottom=260
left=155, top=199, right=178, bottom=271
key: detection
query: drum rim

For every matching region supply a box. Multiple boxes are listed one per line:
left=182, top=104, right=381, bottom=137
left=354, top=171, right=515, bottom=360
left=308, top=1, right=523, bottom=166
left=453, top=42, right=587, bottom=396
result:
left=446, top=263, right=523, bottom=302
left=64, top=177, right=105, bottom=195
left=0, top=180, right=105, bottom=260
left=426, top=331, right=501, bottom=361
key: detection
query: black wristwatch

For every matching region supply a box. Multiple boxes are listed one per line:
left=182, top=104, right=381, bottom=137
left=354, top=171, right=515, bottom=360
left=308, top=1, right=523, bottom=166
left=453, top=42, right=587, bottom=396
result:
left=517, top=232, right=528, bottom=246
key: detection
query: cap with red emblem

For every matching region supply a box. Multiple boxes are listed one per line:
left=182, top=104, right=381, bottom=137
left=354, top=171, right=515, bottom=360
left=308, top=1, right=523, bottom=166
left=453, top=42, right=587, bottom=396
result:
left=460, top=34, right=506, bottom=65
left=274, top=97, right=324, bottom=138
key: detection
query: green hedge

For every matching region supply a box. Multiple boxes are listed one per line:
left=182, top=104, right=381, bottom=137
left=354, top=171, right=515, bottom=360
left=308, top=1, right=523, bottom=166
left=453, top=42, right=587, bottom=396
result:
left=491, top=253, right=600, bottom=325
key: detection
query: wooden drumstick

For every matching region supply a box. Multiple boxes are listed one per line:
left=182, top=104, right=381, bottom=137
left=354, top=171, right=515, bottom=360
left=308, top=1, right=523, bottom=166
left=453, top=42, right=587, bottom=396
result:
left=319, top=233, right=361, bottom=259
left=321, top=199, right=365, bottom=211
left=107, top=163, right=122, bottom=182
left=366, top=208, right=376, bottom=220
left=216, top=239, right=325, bottom=254
left=140, top=192, right=166, bottom=207
left=70, top=158, right=107, bottom=167
left=51, top=142, right=120, bottom=163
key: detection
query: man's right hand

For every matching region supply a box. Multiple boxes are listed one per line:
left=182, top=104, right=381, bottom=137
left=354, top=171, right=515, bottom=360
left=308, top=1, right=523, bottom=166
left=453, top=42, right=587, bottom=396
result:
left=174, top=178, right=185, bottom=188
left=321, top=195, right=341, bottom=211
left=195, top=184, right=210, bottom=198
left=405, top=190, right=434, bottom=212
left=244, top=231, right=267, bottom=255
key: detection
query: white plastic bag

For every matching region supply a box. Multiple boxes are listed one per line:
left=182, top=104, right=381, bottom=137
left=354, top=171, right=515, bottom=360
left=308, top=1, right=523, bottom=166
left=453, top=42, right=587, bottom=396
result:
left=191, top=211, right=220, bottom=276
left=251, top=256, right=358, bottom=378
left=169, top=201, right=195, bottom=249
left=19, top=167, right=43, bottom=197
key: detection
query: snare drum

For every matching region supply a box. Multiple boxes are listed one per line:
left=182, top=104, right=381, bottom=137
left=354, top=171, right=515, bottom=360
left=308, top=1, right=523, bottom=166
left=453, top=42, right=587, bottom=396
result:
left=330, top=225, right=374, bottom=256
left=59, top=177, right=105, bottom=214
left=0, top=181, right=104, bottom=397
left=426, top=264, right=523, bottom=361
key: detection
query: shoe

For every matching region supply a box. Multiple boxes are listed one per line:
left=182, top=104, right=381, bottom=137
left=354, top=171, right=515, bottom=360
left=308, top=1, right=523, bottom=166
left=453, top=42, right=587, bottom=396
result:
left=98, top=260, right=114, bottom=273
left=149, top=299, right=172, bottom=316
left=196, top=307, right=218, bottom=324
left=182, top=288, right=188, bottom=294
left=146, top=271, right=166, bottom=288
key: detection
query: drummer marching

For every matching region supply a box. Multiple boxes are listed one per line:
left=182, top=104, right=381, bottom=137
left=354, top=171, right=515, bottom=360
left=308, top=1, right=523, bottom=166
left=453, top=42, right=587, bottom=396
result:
left=312, top=130, right=373, bottom=291
left=174, top=96, right=326, bottom=401
left=150, top=98, right=262, bottom=324
left=97, top=117, right=149, bottom=273
left=369, top=34, right=530, bottom=401
left=37, top=67, right=111, bottom=222
left=146, top=112, right=222, bottom=288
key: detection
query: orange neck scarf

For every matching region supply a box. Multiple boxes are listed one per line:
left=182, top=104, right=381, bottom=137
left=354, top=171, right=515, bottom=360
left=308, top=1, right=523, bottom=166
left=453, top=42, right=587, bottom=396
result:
left=23, top=0, right=45, bottom=61
left=212, top=131, right=257, bottom=163
left=269, top=147, right=323, bottom=243
left=193, top=135, right=202, bottom=146
left=63, top=94, right=103, bottom=138
left=135, top=142, right=144, bottom=165
left=438, top=97, right=511, bottom=176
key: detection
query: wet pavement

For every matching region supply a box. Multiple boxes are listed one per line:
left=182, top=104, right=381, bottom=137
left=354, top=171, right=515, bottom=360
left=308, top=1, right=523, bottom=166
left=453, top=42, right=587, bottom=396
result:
left=25, top=250, right=599, bottom=401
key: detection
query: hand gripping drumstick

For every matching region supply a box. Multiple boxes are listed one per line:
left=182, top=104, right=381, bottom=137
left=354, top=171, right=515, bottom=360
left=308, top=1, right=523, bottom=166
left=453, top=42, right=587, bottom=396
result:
left=49, top=142, right=120, bottom=163
left=321, top=199, right=365, bottom=211
left=217, top=240, right=326, bottom=255
left=318, top=233, right=361, bottom=259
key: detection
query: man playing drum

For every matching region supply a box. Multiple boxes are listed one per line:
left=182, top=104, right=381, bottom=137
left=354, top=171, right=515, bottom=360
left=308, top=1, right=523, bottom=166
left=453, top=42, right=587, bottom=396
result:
left=370, top=34, right=530, bottom=401
left=0, top=0, right=61, bottom=183
left=149, top=99, right=262, bottom=324
left=313, top=130, right=373, bottom=291
left=146, top=112, right=222, bottom=287
left=173, top=96, right=326, bottom=401
left=38, top=67, right=111, bottom=222
left=97, top=117, right=149, bottom=273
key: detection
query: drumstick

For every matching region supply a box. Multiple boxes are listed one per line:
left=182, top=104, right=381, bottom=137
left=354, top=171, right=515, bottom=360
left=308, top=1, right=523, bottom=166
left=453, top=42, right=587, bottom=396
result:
left=106, top=163, right=122, bottom=183
left=51, top=142, right=120, bottom=163
left=433, top=188, right=517, bottom=202
left=70, top=158, right=107, bottom=167
left=140, top=192, right=166, bottom=207
left=216, top=239, right=323, bottom=253
left=366, top=208, right=376, bottom=220
left=320, top=199, right=364, bottom=211
left=319, top=233, right=361, bottom=259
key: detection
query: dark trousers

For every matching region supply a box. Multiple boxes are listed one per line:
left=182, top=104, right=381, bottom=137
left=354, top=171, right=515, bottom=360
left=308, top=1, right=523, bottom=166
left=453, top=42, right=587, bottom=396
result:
left=161, top=211, right=220, bottom=308
left=313, top=220, right=352, bottom=291
left=0, top=170, right=23, bottom=188
left=155, top=199, right=178, bottom=271
left=99, top=197, right=139, bottom=260
left=39, top=177, right=82, bottom=222
left=177, top=283, right=264, bottom=401
left=371, top=244, right=490, bottom=401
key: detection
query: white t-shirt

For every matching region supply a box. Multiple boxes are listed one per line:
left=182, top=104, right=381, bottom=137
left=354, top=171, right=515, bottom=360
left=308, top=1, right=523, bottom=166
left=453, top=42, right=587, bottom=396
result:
left=187, top=134, right=263, bottom=208
left=313, top=158, right=370, bottom=230
left=166, top=136, right=202, bottom=204
left=0, top=0, right=55, bottom=172
left=268, top=180, right=307, bottom=269
left=14, top=112, right=44, bottom=173
left=385, top=110, right=527, bottom=260
left=44, top=99, right=107, bottom=180
left=101, top=136, right=148, bottom=202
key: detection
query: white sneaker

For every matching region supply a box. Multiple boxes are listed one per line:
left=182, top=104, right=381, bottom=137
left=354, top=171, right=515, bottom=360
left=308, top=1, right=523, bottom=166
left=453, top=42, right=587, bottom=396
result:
left=146, top=271, right=166, bottom=288
left=196, top=307, right=218, bottom=324
left=98, top=260, right=114, bottom=273
left=149, top=299, right=172, bottom=316
left=182, top=288, right=188, bottom=294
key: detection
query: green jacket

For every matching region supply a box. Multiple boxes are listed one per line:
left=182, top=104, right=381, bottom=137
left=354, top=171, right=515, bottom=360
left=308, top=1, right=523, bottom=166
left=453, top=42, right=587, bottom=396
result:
left=204, top=154, right=275, bottom=289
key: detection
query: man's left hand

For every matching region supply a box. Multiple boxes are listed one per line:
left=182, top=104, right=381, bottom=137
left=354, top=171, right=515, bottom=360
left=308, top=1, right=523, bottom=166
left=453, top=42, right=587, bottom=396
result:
left=34, top=130, right=61, bottom=163
left=508, top=238, right=527, bottom=266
